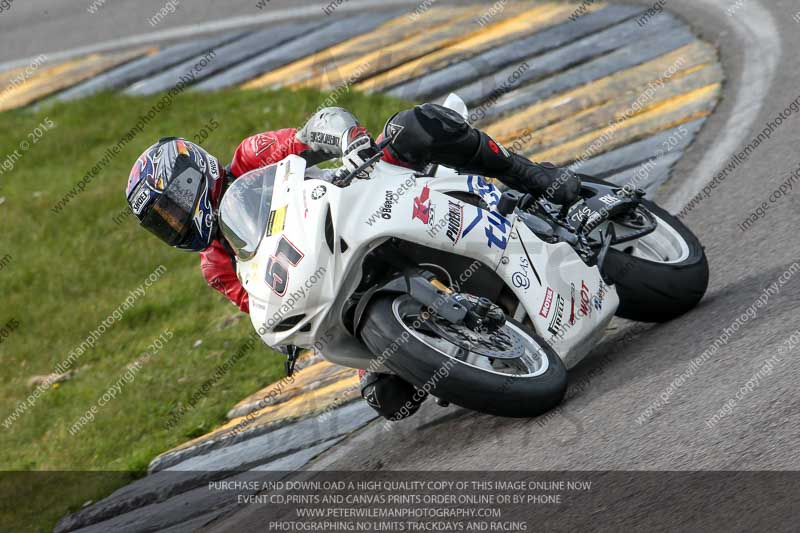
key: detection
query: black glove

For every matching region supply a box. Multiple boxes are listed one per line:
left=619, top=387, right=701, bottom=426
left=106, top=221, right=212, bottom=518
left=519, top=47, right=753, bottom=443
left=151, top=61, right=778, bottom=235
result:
left=535, top=162, right=582, bottom=206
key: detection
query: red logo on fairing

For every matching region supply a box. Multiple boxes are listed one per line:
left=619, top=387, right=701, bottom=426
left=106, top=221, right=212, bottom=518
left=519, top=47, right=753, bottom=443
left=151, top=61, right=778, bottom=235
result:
left=539, top=287, right=554, bottom=318
left=569, top=283, right=576, bottom=325
left=580, top=281, right=591, bottom=318
left=488, top=140, right=500, bottom=154
left=412, top=185, right=431, bottom=224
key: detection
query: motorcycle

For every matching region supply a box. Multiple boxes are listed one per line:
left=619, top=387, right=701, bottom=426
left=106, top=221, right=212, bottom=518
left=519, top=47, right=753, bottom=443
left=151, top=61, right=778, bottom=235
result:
left=218, top=95, right=709, bottom=418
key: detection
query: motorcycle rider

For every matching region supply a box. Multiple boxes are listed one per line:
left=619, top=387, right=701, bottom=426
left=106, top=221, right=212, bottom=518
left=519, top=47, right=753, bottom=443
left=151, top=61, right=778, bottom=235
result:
left=125, top=103, right=581, bottom=421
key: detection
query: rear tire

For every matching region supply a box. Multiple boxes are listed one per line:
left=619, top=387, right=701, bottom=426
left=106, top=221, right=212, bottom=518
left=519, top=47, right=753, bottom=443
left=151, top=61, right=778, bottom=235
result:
left=603, top=199, right=709, bottom=322
left=360, top=294, right=567, bottom=418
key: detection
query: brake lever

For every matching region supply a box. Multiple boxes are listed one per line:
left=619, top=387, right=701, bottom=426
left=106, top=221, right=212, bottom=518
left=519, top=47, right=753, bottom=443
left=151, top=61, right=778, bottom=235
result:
left=596, top=223, right=616, bottom=280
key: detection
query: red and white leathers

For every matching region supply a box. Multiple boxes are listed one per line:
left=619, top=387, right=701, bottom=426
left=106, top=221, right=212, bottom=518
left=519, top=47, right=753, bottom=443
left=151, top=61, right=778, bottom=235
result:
left=201, top=127, right=396, bottom=312
left=199, top=104, right=580, bottom=314
left=200, top=128, right=313, bottom=313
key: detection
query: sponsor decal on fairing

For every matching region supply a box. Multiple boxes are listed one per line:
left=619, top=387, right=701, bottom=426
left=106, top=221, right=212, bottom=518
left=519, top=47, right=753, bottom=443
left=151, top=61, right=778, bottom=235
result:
left=445, top=201, right=463, bottom=244
left=412, top=185, right=433, bottom=225
left=381, top=191, right=394, bottom=220
left=461, top=175, right=511, bottom=249
left=539, top=287, right=554, bottom=318
left=580, top=280, right=591, bottom=318
left=311, top=185, right=327, bottom=200
left=548, top=294, right=565, bottom=336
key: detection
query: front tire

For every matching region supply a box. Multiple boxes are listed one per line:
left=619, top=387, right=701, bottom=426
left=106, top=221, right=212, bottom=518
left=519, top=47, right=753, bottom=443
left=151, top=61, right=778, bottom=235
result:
left=360, top=294, right=567, bottom=418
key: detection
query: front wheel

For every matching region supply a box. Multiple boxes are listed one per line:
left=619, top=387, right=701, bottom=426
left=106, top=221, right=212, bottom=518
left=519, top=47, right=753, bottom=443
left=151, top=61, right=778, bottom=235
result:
left=360, top=294, right=567, bottom=418
left=602, top=199, right=709, bottom=322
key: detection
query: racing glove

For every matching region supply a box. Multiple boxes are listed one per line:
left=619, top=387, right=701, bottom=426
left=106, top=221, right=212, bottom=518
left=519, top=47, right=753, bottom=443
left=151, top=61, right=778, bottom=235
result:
left=529, top=162, right=582, bottom=206
left=341, top=126, right=380, bottom=179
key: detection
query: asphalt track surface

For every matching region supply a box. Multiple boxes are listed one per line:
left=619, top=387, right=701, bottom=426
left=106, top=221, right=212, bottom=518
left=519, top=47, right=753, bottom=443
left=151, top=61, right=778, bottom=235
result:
left=314, top=0, right=800, bottom=471
left=300, top=0, right=800, bottom=471
left=6, top=0, right=800, bottom=530
left=0, top=0, right=402, bottom=66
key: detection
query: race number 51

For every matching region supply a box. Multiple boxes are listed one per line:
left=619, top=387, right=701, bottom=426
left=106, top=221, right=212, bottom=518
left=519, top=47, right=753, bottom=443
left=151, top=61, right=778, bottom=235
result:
left=265, top=236, right=304, bottom=296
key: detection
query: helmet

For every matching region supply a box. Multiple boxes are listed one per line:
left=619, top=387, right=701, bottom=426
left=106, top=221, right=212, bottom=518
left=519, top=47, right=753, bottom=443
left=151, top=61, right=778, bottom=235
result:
left=126, top=138, right=222, bottom=252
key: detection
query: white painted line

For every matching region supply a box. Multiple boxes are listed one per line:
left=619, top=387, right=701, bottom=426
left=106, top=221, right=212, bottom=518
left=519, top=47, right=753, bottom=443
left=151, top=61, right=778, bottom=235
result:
left=0, top=0, right=420, bottom=72
left=663, top=0, right=781, bottom=212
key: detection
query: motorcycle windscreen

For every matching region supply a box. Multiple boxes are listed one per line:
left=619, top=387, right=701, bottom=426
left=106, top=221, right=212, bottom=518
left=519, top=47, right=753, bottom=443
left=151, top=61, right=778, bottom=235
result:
left=219, top=165, right=278, bottom=260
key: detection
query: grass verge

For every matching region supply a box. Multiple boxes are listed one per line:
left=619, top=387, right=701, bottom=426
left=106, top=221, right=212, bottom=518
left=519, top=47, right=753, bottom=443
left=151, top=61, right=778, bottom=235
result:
left=0, top=87, right=409, bottom=531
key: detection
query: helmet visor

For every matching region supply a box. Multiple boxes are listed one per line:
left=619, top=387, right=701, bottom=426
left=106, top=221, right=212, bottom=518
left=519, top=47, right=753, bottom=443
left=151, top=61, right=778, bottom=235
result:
left=140, top=158, right=205, bottom=247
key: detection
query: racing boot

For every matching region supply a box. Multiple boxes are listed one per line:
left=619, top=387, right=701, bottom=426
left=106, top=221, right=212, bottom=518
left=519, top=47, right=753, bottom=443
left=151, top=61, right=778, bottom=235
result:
left=383, top=103, right=581, bottom=205
left=459, top=130, right=582, bottom=206
left=359, top=370, right=426, bottom=421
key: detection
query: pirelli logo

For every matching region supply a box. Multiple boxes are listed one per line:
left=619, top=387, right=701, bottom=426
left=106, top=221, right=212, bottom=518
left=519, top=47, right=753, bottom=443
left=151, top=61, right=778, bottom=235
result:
left=548, top=294, right=566, bottom=337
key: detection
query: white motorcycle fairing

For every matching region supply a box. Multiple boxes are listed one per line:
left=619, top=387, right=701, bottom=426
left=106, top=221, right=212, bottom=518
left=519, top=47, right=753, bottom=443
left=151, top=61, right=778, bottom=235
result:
left=230, top=155, right=617, bottom=371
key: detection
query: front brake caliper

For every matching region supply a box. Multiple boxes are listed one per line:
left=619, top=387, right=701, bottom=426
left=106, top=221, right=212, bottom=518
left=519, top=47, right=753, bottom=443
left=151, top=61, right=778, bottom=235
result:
left=461, top=295, right=506, bottom=333
left=429, top=279, right=504, bottom=333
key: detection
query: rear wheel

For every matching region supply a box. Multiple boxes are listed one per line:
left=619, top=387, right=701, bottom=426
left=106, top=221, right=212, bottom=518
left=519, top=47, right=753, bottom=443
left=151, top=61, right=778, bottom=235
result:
left=360, top=294, right=567, bottom=418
